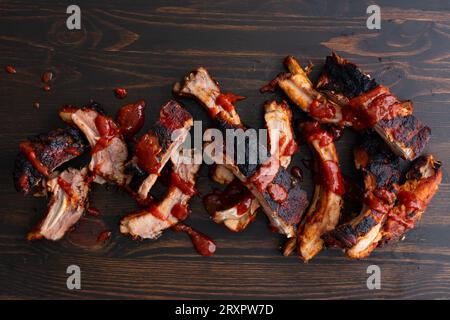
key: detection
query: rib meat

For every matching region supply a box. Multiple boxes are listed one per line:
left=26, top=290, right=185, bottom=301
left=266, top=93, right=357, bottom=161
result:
left=174, top=69, right=307, bottom=238
left=28, top=167, right=90, bottom=241
left=13, top=127, right=86, bottom=195
left=297, top=121, right=344, bottom=262
left=59, top=102, right=130, bottom=186
left=120, top=149, right=200, bottom=240
left=130, top=100, right=193, bottom=200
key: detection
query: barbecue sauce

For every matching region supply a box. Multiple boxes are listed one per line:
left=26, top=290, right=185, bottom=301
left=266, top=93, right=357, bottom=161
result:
left=302, top=121, right=333, bottom=147
left=135, top=133, right=162, bottom=174
left=171, top=203, right=189, bottom=221
left=41, top=71, right=53, bottom=83
left=116, top=100, right=146, bottom=138
left=171, top=172, right=197, bottom=196
left=267, top=183, right=288, bottom=203
left=236, top=194, right=253, bottom=215
left=91, top=115, right=120, bottom=155
left=397, top=191, right=426, bottom=211
left=172, top=223, right=216, bottom=256
left=215, top=93, right=246, bottom=112
left=4, top=65, right=16, bottom=74
left=319, top=160, right=345, bottom=195
left=19, top=141, right=49, bottom=177
left=114, top=88, right=127, bottom=99
left=202, top=180, right=253, bottom=216
left=57, top=177, right=74, bottom=197
left=309, top=99, right=336, bottom=119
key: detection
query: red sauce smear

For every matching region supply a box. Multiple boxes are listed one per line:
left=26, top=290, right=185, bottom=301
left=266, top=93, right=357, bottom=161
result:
left=282, top=138, right=298, bottom=157
left=267, top=183, right=288, bottom=202
left=149, top=205, right=167, bottom=221
left=302, top=121, right=333, bottom=147
left=116, top=100, right=146, bottom=138
left=135, top=132, right=162, bottom=174
left=364, top=192, right=390, bottom=214
left=57, top=177, right=74, bottom=197
left=87, top=207, right=100, bottom=217
left=215, top=93, right=245, bottom=112
left=309, top=99, right=336, bottom=119
left=397, top=191, right=426, bottom=211
left=172, top=223, right=216, bottom=256
left=387, top=211, right=415, bottom=230
left=64, top=147, right=82, bottom=156
left=4, top=65, right=16, bottom=74
left=19, top=141, right=49, bottom=177
left=171, top=203, right=189, bottom=221
left=203, top=180, right=253, bottom=216
left=91, top=114, right=120, bottom=155
left=43, top=85, right=51, bottom=92
left=171, top=172, right=197, bottom=196
left=319, top=160, right=345, bottom=195
left=114, top=88, right=127, bottom=99
left=236, top=194, right=253, bottom=215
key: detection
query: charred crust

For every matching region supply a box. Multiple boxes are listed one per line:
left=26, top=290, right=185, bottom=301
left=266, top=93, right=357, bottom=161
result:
left=354, top=215, right=378, bottom=236
left=322, top=224, right=357, bottom=248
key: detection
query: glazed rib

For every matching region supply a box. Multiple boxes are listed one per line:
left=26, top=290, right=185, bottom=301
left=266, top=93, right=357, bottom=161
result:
left=174, top=68, right=307, bottom=238
left=297, top=121, right=344, bottom=262
left=28, top=167, right=90, bottom=241
left=322, top=134, right=401, bottom=258
left=120, top=149, right=200, bottom=240
left=316, top=52, right=430, bottom=160
left=131, top=100, right=193, bottom=200
left=59, top=102, right=130, bottom=186
left=13, top=127, right=86, bottom=195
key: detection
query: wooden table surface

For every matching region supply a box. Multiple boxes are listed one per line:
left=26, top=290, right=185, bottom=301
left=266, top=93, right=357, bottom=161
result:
left=1, top=0, right=449, bottom=299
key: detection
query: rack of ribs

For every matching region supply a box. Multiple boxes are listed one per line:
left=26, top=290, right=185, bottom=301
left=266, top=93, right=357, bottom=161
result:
left=128, top=100, right=193, bottom=201
left=174, top=68, right=307, bottom=238
left=13, top=127, right=86, bottom=195
left=59, top=101, right=130, bottom=186
left=120, top=149, right=201, bottom=240
left=263, top=53, right=429, bottom=160
left=27, top=167, right=90, bottom=241
left=297, top=121, right=344, bottom=262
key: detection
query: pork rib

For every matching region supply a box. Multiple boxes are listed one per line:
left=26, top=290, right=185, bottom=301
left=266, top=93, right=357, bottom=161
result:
left=59, top=102, right=130, bottom=186
left=130, top=100, right=193, bottom=200
left=120, top=149, right=200, bottom=240
left=28, top=167, right=90, bottom=241
left=174, top=69, right=307, bottom=238
left=297, top=121, right=344, bottom=262
left=13, top=127, right=86, bottom=195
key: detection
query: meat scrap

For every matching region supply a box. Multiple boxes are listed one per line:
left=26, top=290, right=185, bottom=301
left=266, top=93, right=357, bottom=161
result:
left=174, top=67, right=307, bottom=238
left=13, top=127, right=86, bottom=195
left=59, top=101, right=130, bottom=186
left=297, top=121, right=344, bottom=262
left=28, top=167, right=90, bottom=241
left=120, top=149, right=201, bottom=240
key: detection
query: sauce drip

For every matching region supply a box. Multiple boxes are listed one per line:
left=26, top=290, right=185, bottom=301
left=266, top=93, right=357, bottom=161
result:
left=114, top=88, right=127, bottom=99
left=116, top=100, right=146, bottom=138
left=4, top=65, right=16, bottom=74
left=19, top=141, right=49, bottom=177
left=319, top=160, right=345, bottom=195
left=170, top=172, right=197, bottom=196
left=57, top=177, right=74, bottom=197
left=171, top=203, right=189, bottom=221
left=172, top=223, right=216, bottom=256
left=215, top=93, right=246, bottom=112
left=135, top=133, right=162, bottom=174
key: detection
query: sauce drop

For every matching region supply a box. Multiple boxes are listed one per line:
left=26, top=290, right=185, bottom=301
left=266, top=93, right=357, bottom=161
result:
left=19, top=141, right=49, bottom=177
left=116, top=100, right=146, bottom=138
left=172, top=223, right=216, bottom=256
left=41, top=71, right=53, bottom=83
left=91, top=115, right=120, bottom=155
left=171, top=203, right=189, bottom=221
left=43, top=85, right=51, bottom=92
left=4, top=65, right=16, bottom=74
left=114, top=88, right=127, bottom=99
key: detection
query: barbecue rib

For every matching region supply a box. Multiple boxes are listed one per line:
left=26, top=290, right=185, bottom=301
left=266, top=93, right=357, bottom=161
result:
left=316, top=52, right=430, bottom=160
left=322, top=134, right=401, bottom=258
left=174, top=69, right=307, bottom=238
left=130, top=100, right=193, bottom=200
left=297, top=121, right=344, bottom=262
left=27, top=167, right=90, bottom=241
left=13, top=127, right=86, bottom=195
left=263, top=54, right=428, bottom=160
left=120, top=149, right=200, bottom=240
left=59, top=102, right=130, bottom=186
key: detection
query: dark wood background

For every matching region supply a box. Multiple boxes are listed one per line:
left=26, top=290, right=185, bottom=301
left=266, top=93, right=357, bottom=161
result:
left=1, top=0, right=449, bottom=299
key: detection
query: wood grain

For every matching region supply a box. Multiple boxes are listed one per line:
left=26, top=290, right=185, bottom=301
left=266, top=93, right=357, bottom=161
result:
left=0, top=0, right=449, bottom=299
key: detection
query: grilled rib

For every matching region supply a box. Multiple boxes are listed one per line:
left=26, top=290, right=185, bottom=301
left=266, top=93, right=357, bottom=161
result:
left=174, top=68, right=307, bottom=238
left=120, top=149, right=200, bottom=240
left=13, top=127, right=86, bottom=195
left=27, top=167, right=90, bottom=241
left=322, top=134, right=401, bottom=258
left=316, top=52, right=430, bottom=160
left=264, top=54, right=428, bottom=160
left=59, top=102, right=130, bottom=186
left=297, top=121, right=344, bottom=262
left=130, top=100, right=193, bottom=200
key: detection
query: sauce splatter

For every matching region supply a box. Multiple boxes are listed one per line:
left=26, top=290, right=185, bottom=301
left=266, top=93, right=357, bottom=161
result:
left=41, top=71, right=53, bottom=83
left=114, top=88, right=127, bottom=99
left=4, top=65, right=16, bottom=74
left=172, top=223, right=216, bottom=256
left=116, top=100, right=146, bottom=138
left=43, top=84, right=51, bottom=92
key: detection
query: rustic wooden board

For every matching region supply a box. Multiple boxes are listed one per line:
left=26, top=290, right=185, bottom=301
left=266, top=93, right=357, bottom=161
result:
left=0, top=0, right=449, bottom=299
